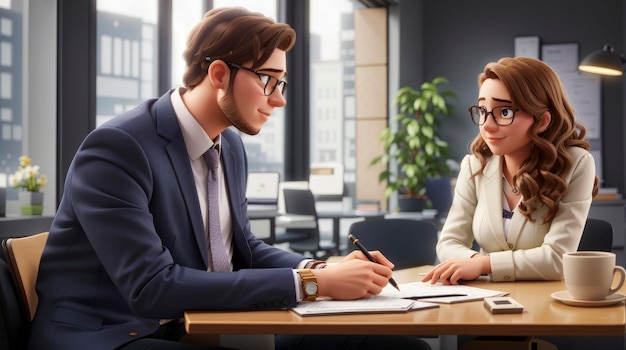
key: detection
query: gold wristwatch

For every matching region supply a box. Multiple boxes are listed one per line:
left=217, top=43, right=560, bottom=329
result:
left=298, top=269, right=318, bottom=301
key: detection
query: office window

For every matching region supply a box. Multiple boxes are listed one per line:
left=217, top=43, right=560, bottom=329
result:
left=171, top=0, right=204, bottom=88
left=0, top=0, right=56, bottom=215
left=0, top=0, right=22, bottom=198
left=309, top=0, right=360, bottom=198
left=96, top=0, right=158, bottom=127
left=212, top=0, right=284, bottom=175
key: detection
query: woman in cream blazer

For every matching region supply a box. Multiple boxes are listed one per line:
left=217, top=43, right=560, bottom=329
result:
left=423, top=57, right=598, bottom=284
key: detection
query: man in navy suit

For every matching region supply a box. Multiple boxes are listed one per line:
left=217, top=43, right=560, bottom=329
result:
left=30, top=6, right=430, bottom=350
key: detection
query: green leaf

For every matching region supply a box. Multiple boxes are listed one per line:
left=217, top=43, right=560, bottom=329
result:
left=421, top=125, right=434, bottom=138
left=375, top=76, right=456, bottom=199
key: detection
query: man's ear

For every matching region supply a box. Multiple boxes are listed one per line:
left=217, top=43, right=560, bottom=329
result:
left=537, top=110, right=552, bottom=133
left=207, top=60, right=229, bottom=90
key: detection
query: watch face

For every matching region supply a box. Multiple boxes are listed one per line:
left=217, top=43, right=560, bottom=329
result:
left=304, top=282, right=318, bottom=295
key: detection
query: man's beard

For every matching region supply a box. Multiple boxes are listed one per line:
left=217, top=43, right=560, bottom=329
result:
left=220, top=89, right=260, bottom=136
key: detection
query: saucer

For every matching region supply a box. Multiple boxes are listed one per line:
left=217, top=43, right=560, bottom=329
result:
left=551, top=290, right=626, bottom=307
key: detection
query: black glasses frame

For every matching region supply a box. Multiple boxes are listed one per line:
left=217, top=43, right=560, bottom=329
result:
left=226, top=62, right=288, bottom=96
left=468, top=105, right=520, bottom=126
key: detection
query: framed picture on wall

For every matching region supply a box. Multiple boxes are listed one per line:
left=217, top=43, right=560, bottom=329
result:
left=514, top=36, right=540, bottom=59
left=541, top=42, right=601, bottom=140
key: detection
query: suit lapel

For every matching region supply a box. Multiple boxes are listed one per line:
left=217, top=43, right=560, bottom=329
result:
left=153, top=93, right=209, bottom=265
left=219, top=137, right=244, bottom=233
left=506, top=207, right=528, bottom=248
left=482, top=156, right=512, bottom=250
left=220, top=136, right=256, bottom=268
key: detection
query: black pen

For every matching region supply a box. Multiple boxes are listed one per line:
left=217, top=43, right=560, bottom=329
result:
left=348, top=234, right=400, bottom=291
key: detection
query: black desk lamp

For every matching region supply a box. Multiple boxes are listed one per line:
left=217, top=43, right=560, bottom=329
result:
left=578, top=44, right=625, bottom=76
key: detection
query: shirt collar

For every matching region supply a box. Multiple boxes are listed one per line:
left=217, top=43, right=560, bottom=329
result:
left=170, top=87, right=220, bottom=161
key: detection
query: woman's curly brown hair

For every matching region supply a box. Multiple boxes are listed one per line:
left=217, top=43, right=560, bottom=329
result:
left=469, top=57, right=598, bottom=223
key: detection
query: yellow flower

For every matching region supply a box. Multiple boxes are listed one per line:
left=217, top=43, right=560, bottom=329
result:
left=9, top=155, right=46, bottom=192
left=19, top=155, right=32, bottom=167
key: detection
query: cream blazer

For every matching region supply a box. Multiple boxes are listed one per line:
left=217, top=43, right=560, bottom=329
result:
left=436, top=147, right=596, bottom=281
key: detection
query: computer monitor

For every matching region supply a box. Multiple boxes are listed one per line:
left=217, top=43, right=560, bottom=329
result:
left=246, top=172, right=280, bottom=205
left=309, top=162, right=344, bottom=200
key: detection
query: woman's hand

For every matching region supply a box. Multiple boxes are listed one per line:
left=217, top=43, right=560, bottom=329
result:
left=421, top=255, right=491, bottom=285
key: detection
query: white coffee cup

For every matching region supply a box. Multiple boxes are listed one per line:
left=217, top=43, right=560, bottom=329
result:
left=563, top=251, right=626, bottom=301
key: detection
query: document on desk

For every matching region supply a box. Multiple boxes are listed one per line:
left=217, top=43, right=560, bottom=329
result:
left=380, top=281, right=508, bottom=304
left=291, top=295, right=438, bottom=316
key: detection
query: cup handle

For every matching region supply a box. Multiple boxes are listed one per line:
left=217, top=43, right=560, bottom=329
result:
left=609, top=266, right=626, bottom=295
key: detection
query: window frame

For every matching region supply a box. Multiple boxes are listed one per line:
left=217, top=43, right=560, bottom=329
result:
left=57, top=0, right=311, bottom=204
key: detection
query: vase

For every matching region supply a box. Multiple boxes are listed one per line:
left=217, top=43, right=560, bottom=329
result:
left=397, top=197, right=425, bottom=212
left=18, top=191, right=44, bottom=215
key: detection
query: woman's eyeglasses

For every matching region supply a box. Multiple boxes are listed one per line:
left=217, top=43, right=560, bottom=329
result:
left=468, top=105, right=520, bottom=126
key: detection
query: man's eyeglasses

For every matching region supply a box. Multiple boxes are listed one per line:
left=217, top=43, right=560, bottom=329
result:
left=226, top=62, right=288, bottom=96
left=469, top=105, right=520, bottom=126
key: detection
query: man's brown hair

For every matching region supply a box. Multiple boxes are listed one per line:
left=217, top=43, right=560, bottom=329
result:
left=182, top=6, right=296, bottom=89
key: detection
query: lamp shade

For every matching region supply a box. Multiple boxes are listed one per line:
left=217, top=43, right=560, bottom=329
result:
left=578, top=44, right=624, bottom=76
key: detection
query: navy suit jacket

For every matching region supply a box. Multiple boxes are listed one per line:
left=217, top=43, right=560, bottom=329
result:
left=29, top=91, right=305, bottom=349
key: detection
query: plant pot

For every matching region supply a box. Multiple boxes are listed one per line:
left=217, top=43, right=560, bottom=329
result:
left=398, top=197, right=425, bottom=212
left=18, top=191, right=44, bottom=215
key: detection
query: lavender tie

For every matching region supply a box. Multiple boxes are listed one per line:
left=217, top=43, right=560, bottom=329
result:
left=203, top=147, right=230, bottom=272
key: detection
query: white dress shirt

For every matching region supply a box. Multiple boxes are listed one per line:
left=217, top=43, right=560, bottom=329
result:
left=169, top=88, right=312, bottom=300
left=170, top=87, right=233, bottom=272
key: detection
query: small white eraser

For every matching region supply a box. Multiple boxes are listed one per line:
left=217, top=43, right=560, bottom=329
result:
left=484, top=296, right=523, bottom=314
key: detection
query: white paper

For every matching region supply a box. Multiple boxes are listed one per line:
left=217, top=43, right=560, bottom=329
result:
left=290, top=295, right=437, bottom=316
left=380, top=281, right=508, bottom=304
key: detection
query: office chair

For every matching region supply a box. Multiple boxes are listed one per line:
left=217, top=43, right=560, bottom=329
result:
left=2, top=231, right=49, bottom=321
left=0, top=231, right=49, bottom=350
left=425, top=177, right=453, bottom=218
left=277, top=181, right=309, bottom=215
left=272, top=181, right=313, bottom=245
left=282, top=188, right=337, bottom=259
left=0, top=257, right=28, bottom=350
left=578, top=218, right=613, bottom=252
left=273, top=231, right=309, bottom=245
left=347, top=219, right=438, bottom=269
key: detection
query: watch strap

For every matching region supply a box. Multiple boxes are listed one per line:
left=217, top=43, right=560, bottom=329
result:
left=298, top=269, right=318, bottom=301
left=306, top=260, right=327, bottom=269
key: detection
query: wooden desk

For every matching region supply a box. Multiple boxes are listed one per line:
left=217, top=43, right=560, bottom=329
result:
left=185, top=266, right=626, bottom=337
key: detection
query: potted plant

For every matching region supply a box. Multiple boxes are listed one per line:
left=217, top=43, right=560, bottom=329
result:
left=371, top=76, right=456, bottom=212
left=9, top=155, right=47, bottom=215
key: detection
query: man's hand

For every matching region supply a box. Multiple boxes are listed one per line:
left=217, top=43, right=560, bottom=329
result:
left=313, top=252, right=394, bottom=300
left=342, top=249, right=395, bottom=268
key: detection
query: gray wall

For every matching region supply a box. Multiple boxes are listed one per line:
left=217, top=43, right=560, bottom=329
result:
left=393, top=0, right=625, bottom=193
